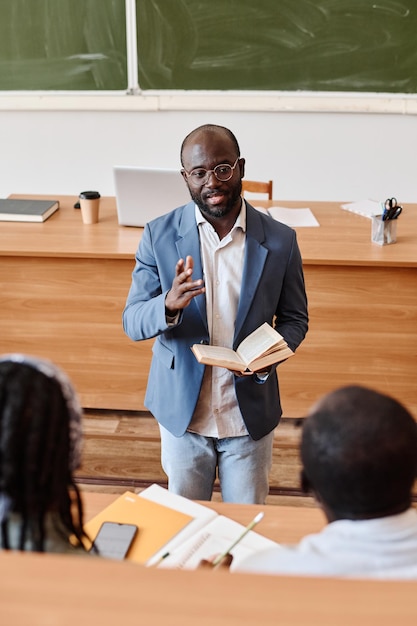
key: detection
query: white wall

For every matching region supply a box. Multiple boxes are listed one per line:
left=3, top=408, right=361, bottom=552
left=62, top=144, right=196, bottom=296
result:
left=0, top=107, right=415, bottom=203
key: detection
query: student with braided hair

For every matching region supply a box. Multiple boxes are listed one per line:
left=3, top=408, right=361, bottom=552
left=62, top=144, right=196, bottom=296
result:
left=0, top=354, right=91, bottom=554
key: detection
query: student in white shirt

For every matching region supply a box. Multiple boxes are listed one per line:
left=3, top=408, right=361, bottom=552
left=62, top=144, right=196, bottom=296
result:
left=233, top=385, right=417, bottom=579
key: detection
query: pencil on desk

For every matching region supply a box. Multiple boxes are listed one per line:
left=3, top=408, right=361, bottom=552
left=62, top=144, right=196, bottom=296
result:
left=212, top=511, right=264, bottom=567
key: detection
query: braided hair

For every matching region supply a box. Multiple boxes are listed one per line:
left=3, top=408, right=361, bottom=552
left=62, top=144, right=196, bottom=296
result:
left=0, top=354, right=89, bottom=552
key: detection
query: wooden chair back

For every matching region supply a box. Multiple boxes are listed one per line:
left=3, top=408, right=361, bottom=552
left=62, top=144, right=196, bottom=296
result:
left=242, top=179, right=273, bottom=200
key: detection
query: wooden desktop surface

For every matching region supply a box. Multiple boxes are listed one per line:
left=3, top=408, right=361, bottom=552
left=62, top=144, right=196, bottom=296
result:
left=1, top=195, right=416, bottom=265
left=2, top=491, right=417, bottom=625
left=1, top=195, right=416, bottom=416
left=3, top=551, right=417, bottom=626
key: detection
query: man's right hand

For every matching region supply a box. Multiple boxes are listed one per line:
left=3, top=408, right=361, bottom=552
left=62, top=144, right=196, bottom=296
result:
left=165, top=255, right=205, bottom=315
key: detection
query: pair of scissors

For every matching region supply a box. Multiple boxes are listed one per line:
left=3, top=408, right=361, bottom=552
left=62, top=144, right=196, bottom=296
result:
left=382, top=198, right=402, bottom=221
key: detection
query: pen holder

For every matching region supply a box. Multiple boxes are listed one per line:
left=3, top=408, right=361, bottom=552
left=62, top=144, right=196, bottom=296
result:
left=371, top=216, right=397, bottom=246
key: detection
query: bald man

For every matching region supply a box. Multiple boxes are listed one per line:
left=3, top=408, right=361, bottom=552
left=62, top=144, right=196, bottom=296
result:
left=123, top=124, right=308, bottom=503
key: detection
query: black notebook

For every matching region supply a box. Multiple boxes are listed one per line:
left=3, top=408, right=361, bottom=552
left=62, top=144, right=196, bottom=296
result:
left=0, top=198, right=59, bottom=222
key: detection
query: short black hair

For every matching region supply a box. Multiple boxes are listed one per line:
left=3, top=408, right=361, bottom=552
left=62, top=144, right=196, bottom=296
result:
left=180, top=124, right=241, bottom=165
left=301, top=385, right=417, bottom=518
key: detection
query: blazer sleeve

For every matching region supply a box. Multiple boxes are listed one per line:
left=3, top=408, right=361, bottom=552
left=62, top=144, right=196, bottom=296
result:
left=274, top=230, right=308, bottom=353
left=122, top=222, right=179, bottom=341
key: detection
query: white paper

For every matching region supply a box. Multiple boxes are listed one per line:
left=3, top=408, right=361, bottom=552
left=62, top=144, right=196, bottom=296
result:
left=340, top=199, right=383, bottom=219
left=139, top=484, right=217, bottom=564
left=256, top=205, right=320, bottom=227
left=157, top=515, right=278, bottom=570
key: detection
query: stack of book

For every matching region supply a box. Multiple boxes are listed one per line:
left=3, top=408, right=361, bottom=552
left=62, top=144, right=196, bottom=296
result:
left=0, top=198, right=59, bottom=222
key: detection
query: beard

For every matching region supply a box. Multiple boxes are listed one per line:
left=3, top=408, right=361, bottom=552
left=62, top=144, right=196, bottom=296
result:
left=187, top=181, right=242, bottom=219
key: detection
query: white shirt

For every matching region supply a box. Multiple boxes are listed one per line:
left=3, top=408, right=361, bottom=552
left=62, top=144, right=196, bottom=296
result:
left=233, top=508, right=417, bottom=579
left=187, top=201, right=248, bottom=438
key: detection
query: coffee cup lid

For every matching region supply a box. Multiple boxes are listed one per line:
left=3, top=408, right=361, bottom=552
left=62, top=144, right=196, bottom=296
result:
left=79, top=191, right=101, bottom=199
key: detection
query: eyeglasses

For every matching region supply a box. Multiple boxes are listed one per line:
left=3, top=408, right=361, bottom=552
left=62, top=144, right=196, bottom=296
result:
left=182, top=157, right=240, bottom=185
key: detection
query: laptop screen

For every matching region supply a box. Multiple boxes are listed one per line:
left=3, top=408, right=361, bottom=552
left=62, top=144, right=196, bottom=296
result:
left=113, top=166, right=190, bottom=227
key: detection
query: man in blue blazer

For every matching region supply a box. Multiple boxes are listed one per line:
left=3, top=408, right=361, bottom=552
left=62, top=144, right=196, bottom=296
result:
left=123, top=124, right=308, bottom=503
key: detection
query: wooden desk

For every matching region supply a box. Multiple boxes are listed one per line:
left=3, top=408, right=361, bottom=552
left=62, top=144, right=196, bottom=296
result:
left=278, top=200, right=417, bottom=417
left=0, top=195, right=151, bottom=410
left=1, top=195, right=416, bottom=416
left=1, top=493, right=417, bottom=625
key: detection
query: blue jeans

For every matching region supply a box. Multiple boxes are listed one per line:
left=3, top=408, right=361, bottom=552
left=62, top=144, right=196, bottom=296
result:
left=159, top=425, right=274, bottom=504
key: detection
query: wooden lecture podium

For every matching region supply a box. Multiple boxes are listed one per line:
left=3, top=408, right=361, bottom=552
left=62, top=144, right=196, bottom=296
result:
left=1, top=194, right=416, bottom=417
left=1, top=493, right=417, bottom=625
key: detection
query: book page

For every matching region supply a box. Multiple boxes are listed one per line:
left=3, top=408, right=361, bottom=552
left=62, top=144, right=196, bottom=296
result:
left=248, top=345, right=294, bottom=371
left=237, top=322, right=284, bottom=366
left=191, top=344, right=245, bottom=370
left=191, top=323, right=289, bottom=372
left=157, top=515, right=278, bottom=570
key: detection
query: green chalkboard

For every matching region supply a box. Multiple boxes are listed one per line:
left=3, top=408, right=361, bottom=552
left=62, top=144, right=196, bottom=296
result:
left=1, top=0, right=416, bottom=94
left=137, top=0, right=417, bottom=93
left=0, top=0, right=127, bottom=90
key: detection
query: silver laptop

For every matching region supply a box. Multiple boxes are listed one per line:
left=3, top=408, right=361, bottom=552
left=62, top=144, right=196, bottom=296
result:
left=113, top=166, right=190, bottom=227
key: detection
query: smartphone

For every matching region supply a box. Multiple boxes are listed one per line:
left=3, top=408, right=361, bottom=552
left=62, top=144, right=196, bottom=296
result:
left=91, top=522, right=138, bottom=560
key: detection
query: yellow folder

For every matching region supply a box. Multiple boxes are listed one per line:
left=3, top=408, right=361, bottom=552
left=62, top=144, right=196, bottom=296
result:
left=84, top=491, right=193, bottom=564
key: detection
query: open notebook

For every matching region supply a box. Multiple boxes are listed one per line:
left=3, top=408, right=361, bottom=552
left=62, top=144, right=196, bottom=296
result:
left=140, top=484, right=278, bottom=569
left=113, top=165, right=190, bottom=227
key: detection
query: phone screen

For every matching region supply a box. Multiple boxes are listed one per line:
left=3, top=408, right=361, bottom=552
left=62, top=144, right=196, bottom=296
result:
left=92, top=522, right=138, bottom=560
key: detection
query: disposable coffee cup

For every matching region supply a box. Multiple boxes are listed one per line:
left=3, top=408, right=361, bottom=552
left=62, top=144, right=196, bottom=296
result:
left=79, top=191, right=101, bottom=224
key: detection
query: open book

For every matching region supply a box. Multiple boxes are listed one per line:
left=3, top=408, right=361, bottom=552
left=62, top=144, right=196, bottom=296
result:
left=191, top=322, right=294, bottom=373
left=85, top=484, right=278, bottom=569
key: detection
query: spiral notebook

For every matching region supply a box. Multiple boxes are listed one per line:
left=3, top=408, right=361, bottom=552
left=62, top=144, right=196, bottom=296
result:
left=156, top=514, right=278, bottom=570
